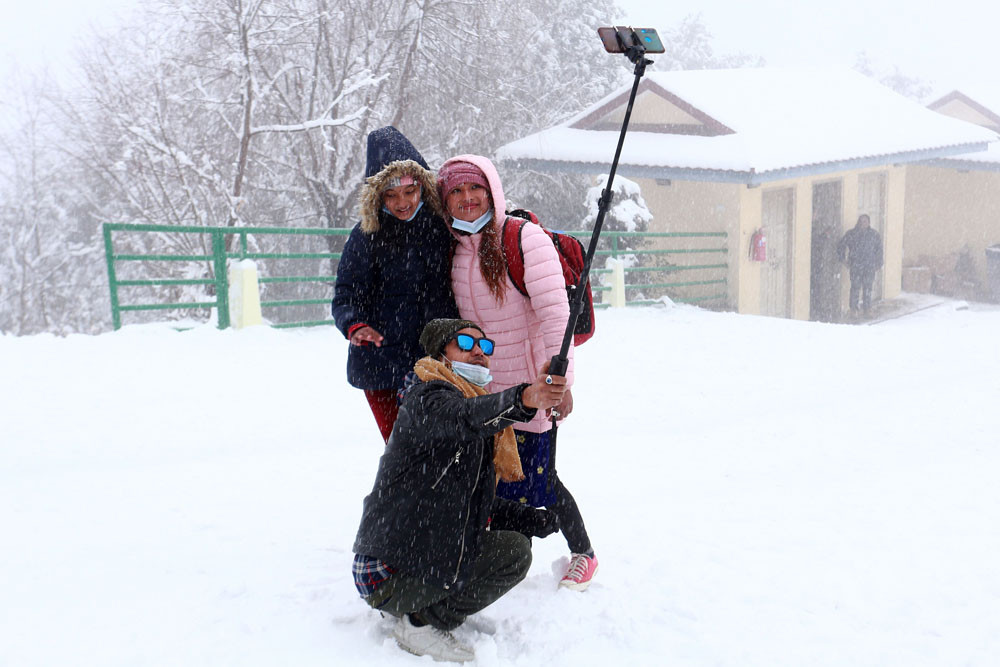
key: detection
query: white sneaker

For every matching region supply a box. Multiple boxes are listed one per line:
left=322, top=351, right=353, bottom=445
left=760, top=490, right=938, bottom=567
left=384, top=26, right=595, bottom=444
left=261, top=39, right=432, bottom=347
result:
left=393, top=614, right=475, bottom=663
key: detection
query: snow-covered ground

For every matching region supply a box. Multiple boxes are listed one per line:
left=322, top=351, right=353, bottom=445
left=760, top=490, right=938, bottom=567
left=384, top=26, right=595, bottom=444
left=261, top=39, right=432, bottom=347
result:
left=2, top=299, right=999, bottom=666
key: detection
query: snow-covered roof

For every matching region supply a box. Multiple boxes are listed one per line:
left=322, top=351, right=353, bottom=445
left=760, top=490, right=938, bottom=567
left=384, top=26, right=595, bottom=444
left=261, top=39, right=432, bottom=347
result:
left=928, top=88, right=1000, bottom=130
left=923, top=89, right=1000, bottom=171
left=496, top=67, right=998, bottom=185
left=958, top=87, right=1000, bottom=116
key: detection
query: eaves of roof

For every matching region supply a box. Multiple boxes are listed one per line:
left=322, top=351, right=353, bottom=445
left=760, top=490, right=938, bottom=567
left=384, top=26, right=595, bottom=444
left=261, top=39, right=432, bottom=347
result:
left=501, top=141, right=992, bottom=187
left=928, top=91, right=1000, bottom=131
left=918, top=157, right=1000, bottom=173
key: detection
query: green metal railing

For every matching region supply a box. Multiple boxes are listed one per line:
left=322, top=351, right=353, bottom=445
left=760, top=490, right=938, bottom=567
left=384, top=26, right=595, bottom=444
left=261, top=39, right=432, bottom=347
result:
left=103, top=223, right=348, bottom=330
left=103, top=224, right=729, bottom=329
left=565, top=230, right=729, bottom=308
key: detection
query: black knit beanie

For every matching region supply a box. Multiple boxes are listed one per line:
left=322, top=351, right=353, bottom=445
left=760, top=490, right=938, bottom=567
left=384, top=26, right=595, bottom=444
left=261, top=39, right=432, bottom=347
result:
left=420, top=319, right=485, bottom=358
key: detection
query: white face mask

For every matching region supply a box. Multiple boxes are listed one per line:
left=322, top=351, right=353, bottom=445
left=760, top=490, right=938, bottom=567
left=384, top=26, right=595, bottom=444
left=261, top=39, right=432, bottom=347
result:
left=382, top=198, right=424, bottom=222
left=449, top=359, right=492, bottom=387
left=451, top=208, right=493, bottom=234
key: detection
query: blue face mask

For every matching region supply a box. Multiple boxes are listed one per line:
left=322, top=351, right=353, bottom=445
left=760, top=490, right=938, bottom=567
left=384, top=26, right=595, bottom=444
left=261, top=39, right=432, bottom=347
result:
left=382, top=199, right=424, bottom=222
left=451, top=209, right=493, bottom=234
left=450, top=360, right=493, bottom=387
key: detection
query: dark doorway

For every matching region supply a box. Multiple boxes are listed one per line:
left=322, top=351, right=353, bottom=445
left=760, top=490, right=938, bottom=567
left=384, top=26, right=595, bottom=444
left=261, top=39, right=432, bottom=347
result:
left=810, top=181, right=842, bottom=322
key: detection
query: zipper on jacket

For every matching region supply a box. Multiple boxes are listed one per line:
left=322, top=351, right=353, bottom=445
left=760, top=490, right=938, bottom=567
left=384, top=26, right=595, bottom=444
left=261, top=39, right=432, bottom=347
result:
left=452, top=444, right=484, bottom=585
left=431, top=450, right=462, bottom=490
left=485, top=405, right=516, bottom=428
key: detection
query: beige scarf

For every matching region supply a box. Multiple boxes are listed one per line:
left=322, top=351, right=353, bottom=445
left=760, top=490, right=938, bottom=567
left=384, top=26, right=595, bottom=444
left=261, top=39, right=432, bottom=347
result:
left=413, top=357, right=524, bottom=484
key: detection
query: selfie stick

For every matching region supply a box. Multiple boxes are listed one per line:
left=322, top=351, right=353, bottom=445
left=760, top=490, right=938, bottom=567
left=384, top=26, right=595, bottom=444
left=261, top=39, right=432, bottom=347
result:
left=544, top=32, right=652, bottom=496
left=547, top=33, right=653, bottom=378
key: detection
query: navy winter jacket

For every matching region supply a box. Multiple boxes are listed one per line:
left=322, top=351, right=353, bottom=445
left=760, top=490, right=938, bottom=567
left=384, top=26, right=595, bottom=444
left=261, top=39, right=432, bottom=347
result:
left=331, top=126, right=457, bottom=391
left=332, top=209, right=457, bottom=390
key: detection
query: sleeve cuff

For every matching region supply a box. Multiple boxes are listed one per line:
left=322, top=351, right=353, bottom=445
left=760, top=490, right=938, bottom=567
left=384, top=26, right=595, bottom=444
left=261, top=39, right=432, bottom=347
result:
left=515, top=384, right=537, bottom=417
left=347, top=322, right=368, bottom=339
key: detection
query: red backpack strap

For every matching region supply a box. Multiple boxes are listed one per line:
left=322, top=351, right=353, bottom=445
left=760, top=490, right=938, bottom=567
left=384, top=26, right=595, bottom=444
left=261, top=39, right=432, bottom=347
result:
left=502, top=215, right=529, bottom=296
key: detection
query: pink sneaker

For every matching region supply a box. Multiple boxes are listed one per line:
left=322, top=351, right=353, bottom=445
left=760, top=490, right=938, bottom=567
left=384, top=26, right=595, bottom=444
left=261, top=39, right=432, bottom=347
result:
left=559, top=553, right=598, bottom=591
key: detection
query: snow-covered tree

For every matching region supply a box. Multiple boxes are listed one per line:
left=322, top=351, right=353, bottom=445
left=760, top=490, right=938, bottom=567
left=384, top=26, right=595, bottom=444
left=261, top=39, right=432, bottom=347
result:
left=0, top=71, right=107, bottom=334
left=59, top=0, right=386, bottom=231
left=577, top=174, right=657, bottom=300
left=854, top=51, right=932, bottom=102
left=581, top=174, right=652, bottom=235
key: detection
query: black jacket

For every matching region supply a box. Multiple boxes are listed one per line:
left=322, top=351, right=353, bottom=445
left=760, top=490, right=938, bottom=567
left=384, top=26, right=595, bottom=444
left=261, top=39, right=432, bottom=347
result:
left=838, top=226, right=883, bottom=274
left=353, top=378, right=537, bottom=591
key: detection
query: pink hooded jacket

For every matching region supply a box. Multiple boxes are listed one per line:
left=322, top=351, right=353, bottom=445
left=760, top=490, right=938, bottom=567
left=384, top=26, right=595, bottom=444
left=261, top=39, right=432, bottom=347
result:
left=441, top=154, right=574, bottom=433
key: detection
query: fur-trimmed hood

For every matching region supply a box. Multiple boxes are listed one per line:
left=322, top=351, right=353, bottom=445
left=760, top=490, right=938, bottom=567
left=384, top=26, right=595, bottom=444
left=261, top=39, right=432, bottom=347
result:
left=359, top=159, right=444, bottom=234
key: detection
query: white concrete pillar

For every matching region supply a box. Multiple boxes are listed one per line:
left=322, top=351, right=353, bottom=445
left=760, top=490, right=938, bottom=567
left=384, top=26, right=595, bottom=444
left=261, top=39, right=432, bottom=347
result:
left=607, top=258, right=626, bottom=308
left=228, top=259, right=263, bottom=328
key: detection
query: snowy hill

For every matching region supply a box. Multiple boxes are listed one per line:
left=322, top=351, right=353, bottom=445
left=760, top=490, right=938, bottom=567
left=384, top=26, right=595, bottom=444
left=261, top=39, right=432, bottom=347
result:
left=2, top=301, right=999, bottom=666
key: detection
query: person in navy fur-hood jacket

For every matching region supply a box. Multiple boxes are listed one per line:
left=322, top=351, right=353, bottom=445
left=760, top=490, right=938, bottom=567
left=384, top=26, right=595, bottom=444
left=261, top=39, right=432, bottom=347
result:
left=331, top=126, right=457, bottom=442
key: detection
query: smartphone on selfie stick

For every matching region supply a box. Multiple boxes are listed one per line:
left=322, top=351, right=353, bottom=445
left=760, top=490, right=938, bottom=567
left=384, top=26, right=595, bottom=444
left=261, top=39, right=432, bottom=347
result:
left=544, top=27, right=662, bottom=490
left=597, top=26, right=666, bottom=55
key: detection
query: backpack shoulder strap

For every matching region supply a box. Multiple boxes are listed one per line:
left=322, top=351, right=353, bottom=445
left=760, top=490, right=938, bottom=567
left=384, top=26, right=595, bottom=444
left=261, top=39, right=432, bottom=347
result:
left=502, top=215, right=529, bottom=297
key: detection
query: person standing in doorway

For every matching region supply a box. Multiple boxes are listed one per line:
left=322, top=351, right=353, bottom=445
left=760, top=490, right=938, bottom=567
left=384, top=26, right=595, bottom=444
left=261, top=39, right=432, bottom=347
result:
left=838, top=214, right=883, bottom=315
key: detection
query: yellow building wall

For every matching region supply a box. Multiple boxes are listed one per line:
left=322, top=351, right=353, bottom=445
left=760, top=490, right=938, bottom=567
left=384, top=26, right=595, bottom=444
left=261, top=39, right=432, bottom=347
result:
left=632, top=177, right=741, bottom=307
left=630, top=164, right=908, bottom=319
left=733, top=179, right=812, bottom=320
left=791, top=180, right=814, bottom=319
left=904, top=165, right=1000, bottom=286
left=884, top=166, right=906, bottom=300
left=737, top=185, right=763, bottom=315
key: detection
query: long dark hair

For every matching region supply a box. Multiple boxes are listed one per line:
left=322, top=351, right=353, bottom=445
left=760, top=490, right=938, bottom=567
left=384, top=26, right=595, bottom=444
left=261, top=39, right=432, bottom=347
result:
left=478, top=214, right=507, bottom=303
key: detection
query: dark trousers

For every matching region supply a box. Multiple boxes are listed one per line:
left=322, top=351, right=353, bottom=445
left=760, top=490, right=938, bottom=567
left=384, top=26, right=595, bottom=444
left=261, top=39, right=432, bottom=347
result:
left=550, top=475, right=593, bottom=555
left=363, top=530, right=531, bottom=631
left=849, top=268, right=876, bottom=312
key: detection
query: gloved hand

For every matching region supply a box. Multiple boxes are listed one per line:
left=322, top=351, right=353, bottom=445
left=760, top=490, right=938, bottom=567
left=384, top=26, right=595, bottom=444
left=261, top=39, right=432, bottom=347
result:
left=490, top=500, right=560, bottom=538
left=522, top=508, right=560, bottom=538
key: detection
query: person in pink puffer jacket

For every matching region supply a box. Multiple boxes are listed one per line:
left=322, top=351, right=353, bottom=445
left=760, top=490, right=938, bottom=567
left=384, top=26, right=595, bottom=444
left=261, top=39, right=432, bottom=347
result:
left=438, top=155, right=598, bottom=591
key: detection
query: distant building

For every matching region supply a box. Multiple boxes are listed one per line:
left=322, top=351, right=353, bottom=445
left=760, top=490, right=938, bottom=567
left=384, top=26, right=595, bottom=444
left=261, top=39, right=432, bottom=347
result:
left=906, top=90, right=1000, bottom=299
left=928, top=90, right=1000, bottom=133
left=497, top=67, right=996, bottom=319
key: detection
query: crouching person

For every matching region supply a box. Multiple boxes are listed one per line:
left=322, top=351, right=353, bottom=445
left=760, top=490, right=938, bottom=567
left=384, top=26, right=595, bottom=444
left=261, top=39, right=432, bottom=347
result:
left=352, top=318, right=566, bottom=663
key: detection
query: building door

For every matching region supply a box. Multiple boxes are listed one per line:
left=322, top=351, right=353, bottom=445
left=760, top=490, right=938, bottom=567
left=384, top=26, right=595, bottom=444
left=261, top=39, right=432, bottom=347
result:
left=857, top=172, right=887, bottom=303
left=760, top=187, right=794, bottom=318
left=810, top=180, right=842, bottom=322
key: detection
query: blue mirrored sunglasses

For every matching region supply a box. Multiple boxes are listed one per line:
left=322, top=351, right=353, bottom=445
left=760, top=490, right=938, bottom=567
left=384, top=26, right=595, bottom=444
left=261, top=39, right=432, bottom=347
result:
left=454, top=333, right=494, bottom=356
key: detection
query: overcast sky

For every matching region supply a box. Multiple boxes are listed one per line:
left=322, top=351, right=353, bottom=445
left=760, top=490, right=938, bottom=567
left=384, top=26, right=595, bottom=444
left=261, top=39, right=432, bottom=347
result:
left=615, top=0, right=999, bottom=97
left=3, top=0, right=135, bottom=79
left=3, top=0, right=997, bottom=98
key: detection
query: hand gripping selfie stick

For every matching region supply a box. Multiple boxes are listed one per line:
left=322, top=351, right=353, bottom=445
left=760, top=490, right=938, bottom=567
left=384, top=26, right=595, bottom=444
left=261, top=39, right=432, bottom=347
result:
left=545, top=29, right=654, bottom=494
